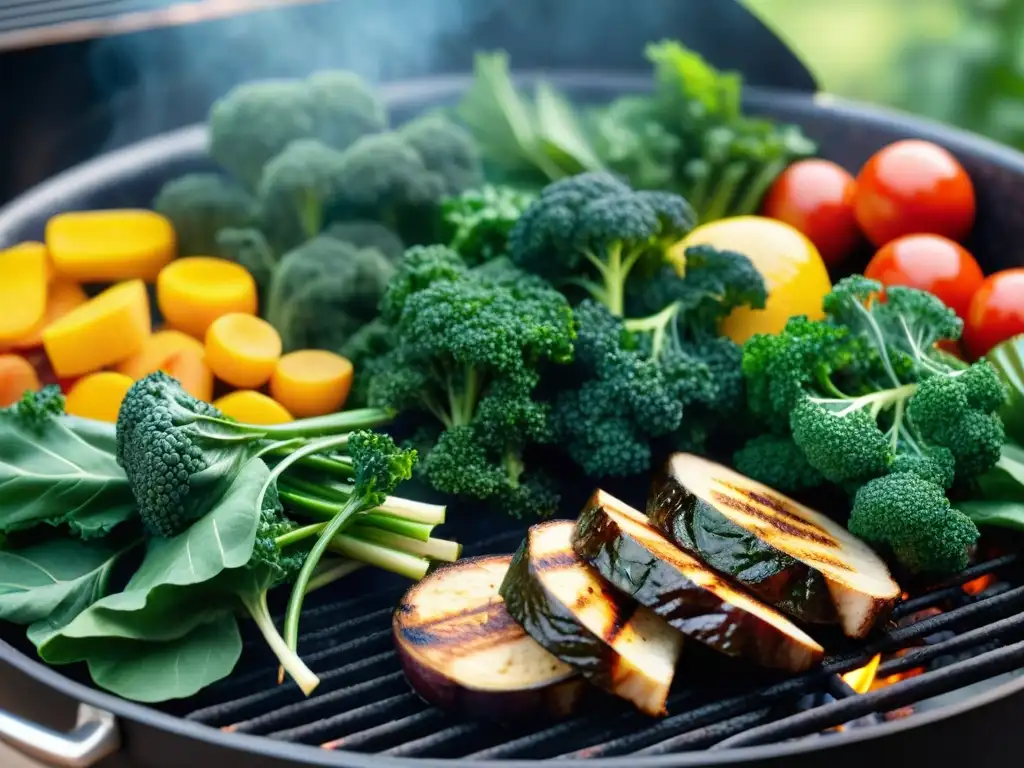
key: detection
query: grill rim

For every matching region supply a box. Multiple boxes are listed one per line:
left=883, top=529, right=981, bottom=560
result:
left=4, top=72, right=1024, bottom=766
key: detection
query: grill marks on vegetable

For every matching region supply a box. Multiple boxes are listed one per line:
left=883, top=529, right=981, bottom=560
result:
left=711, top=483, right=838, bottom=550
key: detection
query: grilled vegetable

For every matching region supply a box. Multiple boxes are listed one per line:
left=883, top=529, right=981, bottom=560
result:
left=574, top=490, right=824, bottom=673
left=500, top=521, right=684, bottom=716
left=393, top=555, right=586, bottom=719
left=649, top=454, right=900, bottom=639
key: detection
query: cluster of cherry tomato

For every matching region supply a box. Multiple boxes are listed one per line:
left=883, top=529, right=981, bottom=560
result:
left=763, top=139, right=1024, bottom=360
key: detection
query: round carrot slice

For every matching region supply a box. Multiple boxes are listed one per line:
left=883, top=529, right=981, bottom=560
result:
left=65, top=371, right=134, bottom=423
left=205, top=313, right=282, bottom=389
left=116, top=329, right=206, bottom=379
left=157, top=257, right=257, bottom=339
left=0, top=355, right=41, bottom=408
left=213, top=390, right=293, bottom=425
left=270, top=350, right=354, bottom=418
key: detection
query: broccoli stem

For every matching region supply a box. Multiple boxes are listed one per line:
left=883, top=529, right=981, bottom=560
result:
left=581, top=243, right=648, bottom=317
left=239, top=590, right=320, bottom=695
left=359, top=514, right=435, bottom=541
left=624, top=301, right=683, bottom=358
left=327, top=534, right=431, bottom=579
left=306, top=559, right=364, bottom=594
left=701, top=162, right=748, bottom=224
left=812, top=382, right=919, bottom=420
left=267, top=452, right=356, bottom=479
left=347, top=525, right=462, bottom=562
left=279, top=490, right=436, bottom=541
left=253, top=407, right=394, bottom=439
left=279, top=478, right=446, bottom=524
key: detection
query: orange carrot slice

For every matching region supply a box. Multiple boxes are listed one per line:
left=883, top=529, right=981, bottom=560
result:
left=161, top=347, right=215, bottom=403
left=116, top=329, right=205, bottom=379
left=157, top=257, right=258, bottom=339
left=213, top=390, right=293, bottom=425
left=270, top=350, right=354, bottom=418
left=0, top=355, right=41, bottom=407
left=205, top=313, right=281, bottom=389
left=46, top=209, right=176, bottom=282
left=65, top=371, right=134, bottom=423
left=0, top=242, right=48, bottom=345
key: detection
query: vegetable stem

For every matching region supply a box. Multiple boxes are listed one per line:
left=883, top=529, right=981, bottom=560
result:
left=348, top=526, right=462, bottom=562
left=241, top=591, right=320, bottom=695
left=253, top=408, right=394, bottom=439
left=327, top=535, right=431, bottom=580
left=359, top=514, right=434, bottom=542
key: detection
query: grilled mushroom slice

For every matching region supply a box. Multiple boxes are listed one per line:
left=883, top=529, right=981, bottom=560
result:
left=574, top=490, right=824, bottom=673
left=394, top=555, right=586, bottom=719
left=500, top=521, right=684, bottom=716
left=649, top=453, right=901, bottom=639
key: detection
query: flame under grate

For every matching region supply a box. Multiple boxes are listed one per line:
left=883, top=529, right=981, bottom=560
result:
left=171, top=534, right=1024, bottom=759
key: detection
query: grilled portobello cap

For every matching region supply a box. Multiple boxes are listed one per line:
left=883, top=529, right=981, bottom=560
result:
left=500, top=520, right=684, bottom=717
left=649, top=454, right=901, bottom=639
left=573, top=490, right=824, bottom=673
left=394, top=555, right=587, bottom=719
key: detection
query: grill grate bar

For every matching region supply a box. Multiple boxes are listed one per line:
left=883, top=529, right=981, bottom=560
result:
left=709, top=638, right=1024, bottom=751
left=632, top=708, right=776, bottom=755
left=381, top=722, right=493, bottom=758
left=228, top=671, right=408, bottom=735
left=321, top=709, right=449, bottom=752
left=244, top=607, right=393, bottom=652
left=186, top=651, right=398, bottom=726
left=893, top=554, right=1019, bottom=617
left=268, top=692, right=424, bottom=744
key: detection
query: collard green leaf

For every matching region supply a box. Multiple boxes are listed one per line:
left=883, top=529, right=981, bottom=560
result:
left=0, top=410, right=135, bottom=538
left=35, top=459, right=267, bottom=665
left=83, top=614, right=242, bottom=703
left=986, top=334, right=1024, bottom=445
left=0, top=539, right=130, bottom=627
left=974, top=442, right=1024, bottom=502
left=958, top=498, right=1024, bottom=532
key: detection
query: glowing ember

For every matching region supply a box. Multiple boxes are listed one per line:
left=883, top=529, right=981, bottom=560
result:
left=841, top=654, right=881, bottom=694
left=963, top=574, right=995, bottom=596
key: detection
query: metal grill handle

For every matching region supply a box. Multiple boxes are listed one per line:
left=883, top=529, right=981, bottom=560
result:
left=0, top=704, right=120, bottom=767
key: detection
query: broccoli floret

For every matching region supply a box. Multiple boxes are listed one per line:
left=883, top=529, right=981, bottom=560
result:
left=264, top=236, right=395, bottom=353
left=441, top=185, right=536, bottom=265
left=509, top=173, right=695, bottom=316
left=115, top=371, right=393, bottom=536
left=733, top=434, right=825, bottom=493
left=256, top=139, right=347, bottom=253
left=849, top=472, right=979, bottom=574
left=8, top=385, right=66, bottom=431
left=368, top=247, right=574, bottom=517
left=339, top=319, right=394, bottom=408
left=208, top=72, right=385, bottom=191
left=890, top=450, right=957, bottom=490
left=304, top=70, right=388, bottom=151
left=152, top=173, right=254, bottom=257
left=330, top=133, right=447, bottom=244
left=215, top=227, right=277, bottom=290
left=324, top=221, right=405, bottom=262
left=398, top=114, right=483, bottom=197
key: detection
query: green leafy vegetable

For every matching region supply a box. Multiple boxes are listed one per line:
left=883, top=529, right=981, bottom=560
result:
left=985, top=333, right=1024, bottom=445
left=441, top=184, right=536, bottom=265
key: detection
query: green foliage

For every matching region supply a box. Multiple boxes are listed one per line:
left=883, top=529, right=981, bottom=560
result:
left=398, top=114, right=484, bottom=196
left=264, top=236, right=395, bottom=353
left=0, top=387, right=136, bottom=539
left=152, top=173, right=254, bottom=257
left=441, top=184, right=536, bottom=265
left=325, top=220, right=406, bottom=262
left=732, top=434, right=825, bottom=493
left=215, top=227, right=278, bottom=290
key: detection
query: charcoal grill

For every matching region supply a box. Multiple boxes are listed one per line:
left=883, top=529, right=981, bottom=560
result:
left=3, top=72, right=1024, bottom=768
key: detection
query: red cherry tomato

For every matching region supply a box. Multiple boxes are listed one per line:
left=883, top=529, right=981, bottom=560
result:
left=964, top=268, right=1024, bottom=359
left=854, top=139, right=976, bottom=247
left=761, top=159, right=860, bottom=266
left=863, top=234, right=984, bottom=319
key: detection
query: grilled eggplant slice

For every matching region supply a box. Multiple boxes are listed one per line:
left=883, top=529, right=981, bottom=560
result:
left=574, top=490, right=824, bottom=673
left=394, top=555, right=586, bottom=719
left=500, top=521, right=684, bottom=717
left=649, top=453, right=900, bottom=639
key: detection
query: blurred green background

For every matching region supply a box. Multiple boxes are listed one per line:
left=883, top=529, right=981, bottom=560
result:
left=748, top=0, right=1024, bottom=146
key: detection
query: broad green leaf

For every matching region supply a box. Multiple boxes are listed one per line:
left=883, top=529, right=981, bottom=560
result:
left=958, top=498, right=1024, bottom=532
left=986, top=334, right=1024, bottom=445
left=0, top=539, right=130, bottom=626
left=974, top=442, right=1024, bottom=501
left=36, top=460, right=267, bottom=664
left=0, top=411, right=135, bottom=538
left=84, top=614, right=242, bottom=703
left=534, top=81, right=605, bottom=174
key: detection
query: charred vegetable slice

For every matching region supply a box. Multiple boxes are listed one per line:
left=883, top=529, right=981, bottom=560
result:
left=500, top=521, right=683, bottom=716
left=394, top=555, right=586, bottom=719
left=649, top=454, right=900, bottom=639
left=574, top=490, right=824, bottom=672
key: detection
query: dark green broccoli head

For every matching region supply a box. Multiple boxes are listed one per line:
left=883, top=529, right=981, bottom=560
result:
left=153, top=173, right=254, bottom=258
left=325, top=221, right=405, bottom=262
left=208, top=79, right=319, bottom=191
left=7, top=385, right=66, bottom=431
left=116, top=372, right=255, bottom=536
left=379, top=245, right=468, bottom=325
left=265, top=236, right=395, bottom=353
left=250, top=484, right=301, bottom=585
left=849, top=471, right=978, bottom=574
left=257, top=139, right=347, bottom=252
left=330, top=132, right=447, bottom=240
left=339, top=319, right=394, bottom=408
left=441, top=185, right=536, bottom=265
left=305, top=70, right=388, bottom=151
left=788, top=397, right=892, bottom=485
left=398, top=114, right=483, bottom=197
left=733, top=433, right=825, bottom=493
left=347, top=430, right=416, bottom=509
left=890, top=450, right=957, bottom=490
left=216, top=227, right=277, bottom=289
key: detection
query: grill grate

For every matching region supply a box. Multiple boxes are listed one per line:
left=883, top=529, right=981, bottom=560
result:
left=177, top=535, right=1024, bottom=759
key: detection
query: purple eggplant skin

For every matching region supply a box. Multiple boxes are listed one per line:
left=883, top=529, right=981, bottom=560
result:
left=499, top=525, right=631, bottom=702
left=393, top=555, right=587, bottom=721
left=647, top=469, right=838, bottom=625
left=573, top=495, right=824, bottom=673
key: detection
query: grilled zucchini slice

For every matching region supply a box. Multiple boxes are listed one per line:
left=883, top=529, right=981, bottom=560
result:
left=394, top=555, right=586, bottom=719
left=649, top=453, right=900, bottom=639
left=500, top=521, right=684, bottom=716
